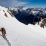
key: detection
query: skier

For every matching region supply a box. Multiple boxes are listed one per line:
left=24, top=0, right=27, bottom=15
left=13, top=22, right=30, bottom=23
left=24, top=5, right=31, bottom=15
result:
left=1, top=27, right=6, bottom=38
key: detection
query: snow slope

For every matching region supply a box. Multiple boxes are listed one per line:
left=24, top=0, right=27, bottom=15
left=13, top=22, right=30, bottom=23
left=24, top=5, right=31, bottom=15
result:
left=0, top=6, right=46, bottom=46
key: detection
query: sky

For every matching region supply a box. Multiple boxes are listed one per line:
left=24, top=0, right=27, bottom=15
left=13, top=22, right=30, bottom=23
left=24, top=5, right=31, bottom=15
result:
left=0, top=0, right=46, bottom=7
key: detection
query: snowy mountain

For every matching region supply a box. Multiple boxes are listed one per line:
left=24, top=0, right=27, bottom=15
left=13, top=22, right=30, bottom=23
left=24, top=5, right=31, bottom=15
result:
left=0, top=6, right=46, bottom=46
left=9, top=7, right=46, bottom=25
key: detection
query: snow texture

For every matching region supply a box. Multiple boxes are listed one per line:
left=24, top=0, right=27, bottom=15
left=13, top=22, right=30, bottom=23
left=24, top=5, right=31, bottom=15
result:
left=0, top=6, right=46, bottom=46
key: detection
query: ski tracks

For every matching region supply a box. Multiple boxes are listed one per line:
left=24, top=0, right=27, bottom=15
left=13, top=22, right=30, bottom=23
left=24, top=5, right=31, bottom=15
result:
left=0, top=34, right=11, bottom=46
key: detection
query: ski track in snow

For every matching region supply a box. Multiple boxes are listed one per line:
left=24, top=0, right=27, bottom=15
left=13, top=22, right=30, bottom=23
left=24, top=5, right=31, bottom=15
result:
left=4, top=37, right=11, bottom=46
left=0, top=34, right=11, bottom=46
left=0, top=6, right=46, bottom=46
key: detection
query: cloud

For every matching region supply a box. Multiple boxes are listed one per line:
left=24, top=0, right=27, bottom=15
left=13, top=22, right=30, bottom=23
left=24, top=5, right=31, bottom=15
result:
left=0, top=0, right=27, bottom=7
left=11, top=0, right=27, bottom=6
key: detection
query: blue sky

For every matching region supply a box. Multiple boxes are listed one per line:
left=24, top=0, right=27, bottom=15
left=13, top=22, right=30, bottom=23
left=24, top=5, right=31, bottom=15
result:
left=0, top=0, right=46, bottom=7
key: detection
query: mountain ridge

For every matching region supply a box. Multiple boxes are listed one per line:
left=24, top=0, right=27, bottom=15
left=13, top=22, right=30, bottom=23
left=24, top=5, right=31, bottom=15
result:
left=0, top=6, right=46, bottom=46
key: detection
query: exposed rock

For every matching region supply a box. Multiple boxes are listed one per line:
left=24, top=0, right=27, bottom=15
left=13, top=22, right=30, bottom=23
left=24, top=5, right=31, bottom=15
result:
left=4, top=13, right=8, bottom=17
